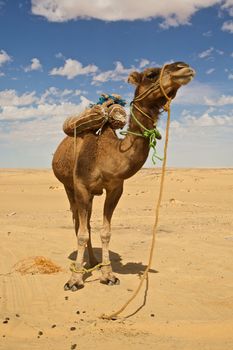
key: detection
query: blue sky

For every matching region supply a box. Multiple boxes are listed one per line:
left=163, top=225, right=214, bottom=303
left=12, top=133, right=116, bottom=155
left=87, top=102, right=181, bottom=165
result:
left=0, top=0, right=232, bottom=168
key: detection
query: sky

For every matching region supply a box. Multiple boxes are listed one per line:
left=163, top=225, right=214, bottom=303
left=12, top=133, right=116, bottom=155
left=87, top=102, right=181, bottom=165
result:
left=0, top=0, right=233, bottom=168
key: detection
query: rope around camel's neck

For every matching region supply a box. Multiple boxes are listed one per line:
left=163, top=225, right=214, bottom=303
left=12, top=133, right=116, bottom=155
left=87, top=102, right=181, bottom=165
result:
left=124, top=65, right=171, bottom=164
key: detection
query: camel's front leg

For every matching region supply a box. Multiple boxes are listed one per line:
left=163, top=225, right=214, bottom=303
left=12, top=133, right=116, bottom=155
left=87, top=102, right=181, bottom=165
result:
left=64, top=187, right=93, bottom=291
left=100, top=184, right=123, bottom=285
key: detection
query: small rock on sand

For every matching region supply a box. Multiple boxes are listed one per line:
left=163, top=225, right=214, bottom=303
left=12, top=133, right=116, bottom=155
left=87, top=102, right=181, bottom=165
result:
left=6, top=212, right=16, bottom=217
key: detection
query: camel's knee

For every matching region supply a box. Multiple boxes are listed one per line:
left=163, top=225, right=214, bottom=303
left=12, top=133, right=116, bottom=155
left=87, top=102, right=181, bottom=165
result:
left=77, top=231, right=89, bottom=247
left=100, top=229, right=111, bottom=245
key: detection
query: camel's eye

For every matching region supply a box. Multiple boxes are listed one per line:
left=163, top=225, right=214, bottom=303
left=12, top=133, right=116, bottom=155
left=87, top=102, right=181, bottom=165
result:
left=146, top=71, right=159, bottom=80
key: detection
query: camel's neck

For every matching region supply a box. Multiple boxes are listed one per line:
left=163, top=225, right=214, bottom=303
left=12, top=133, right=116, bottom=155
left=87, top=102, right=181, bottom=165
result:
left=119, top=102, right=159, bottom=178
left=128, top=102, right=157, bottom=133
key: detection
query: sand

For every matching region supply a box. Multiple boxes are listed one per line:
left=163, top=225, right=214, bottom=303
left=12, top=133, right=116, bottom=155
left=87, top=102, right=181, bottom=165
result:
left=0, top=168, right=233, bottom=350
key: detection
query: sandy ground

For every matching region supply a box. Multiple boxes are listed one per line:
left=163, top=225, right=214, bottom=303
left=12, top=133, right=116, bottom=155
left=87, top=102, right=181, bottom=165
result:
left=0, top=168, right=233, bottom=350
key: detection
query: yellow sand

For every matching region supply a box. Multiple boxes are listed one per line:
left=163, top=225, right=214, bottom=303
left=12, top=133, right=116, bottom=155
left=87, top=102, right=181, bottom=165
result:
left=0, top=168, right=233, bottom=349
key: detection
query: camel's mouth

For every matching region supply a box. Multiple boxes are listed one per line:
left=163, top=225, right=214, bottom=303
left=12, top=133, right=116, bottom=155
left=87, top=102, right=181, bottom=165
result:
left=170, top=66, right=196, bottom=86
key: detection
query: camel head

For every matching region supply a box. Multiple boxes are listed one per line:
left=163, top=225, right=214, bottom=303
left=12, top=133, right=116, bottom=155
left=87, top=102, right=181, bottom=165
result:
left=128, top=61, right=195, bottom=109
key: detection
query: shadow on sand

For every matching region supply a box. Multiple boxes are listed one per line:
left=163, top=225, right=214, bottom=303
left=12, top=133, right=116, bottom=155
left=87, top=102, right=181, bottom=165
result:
left=67, top=248, right=157, bottom=319
left=68, top=248, right=158, bottom=275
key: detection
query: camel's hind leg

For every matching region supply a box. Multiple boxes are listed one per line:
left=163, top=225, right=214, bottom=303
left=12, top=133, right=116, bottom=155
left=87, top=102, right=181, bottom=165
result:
left=87, top=200, right=99, bottom=268
left=64, top=185, right=97, bottom=267
left=64, top=183, right=94, bottom=291
left=64, top=186, right=78, bottom=229
left=100, top=183, right=123, bottom=285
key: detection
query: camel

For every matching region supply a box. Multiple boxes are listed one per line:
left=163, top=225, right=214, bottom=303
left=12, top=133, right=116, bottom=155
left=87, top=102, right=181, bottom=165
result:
left=52, top=61, right=195, bottom=291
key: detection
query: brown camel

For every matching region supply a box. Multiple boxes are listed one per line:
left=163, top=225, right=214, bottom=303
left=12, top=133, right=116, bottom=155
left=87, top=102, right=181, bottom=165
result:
left=52, top=61, right=195, bottom=291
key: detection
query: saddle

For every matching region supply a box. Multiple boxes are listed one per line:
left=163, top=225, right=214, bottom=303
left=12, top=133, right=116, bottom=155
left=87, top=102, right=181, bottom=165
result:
left=63, top=94, right=127, bottom=136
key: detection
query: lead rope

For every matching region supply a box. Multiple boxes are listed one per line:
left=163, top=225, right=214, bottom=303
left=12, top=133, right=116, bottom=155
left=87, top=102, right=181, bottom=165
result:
left=120, top=105, right=163, bottom=164
left=100, top=65, right=172, bottom=320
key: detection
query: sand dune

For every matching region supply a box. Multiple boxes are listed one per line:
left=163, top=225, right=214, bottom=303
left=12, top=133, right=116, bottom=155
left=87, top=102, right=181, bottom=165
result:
left=0, top=168, right=233, bottom=349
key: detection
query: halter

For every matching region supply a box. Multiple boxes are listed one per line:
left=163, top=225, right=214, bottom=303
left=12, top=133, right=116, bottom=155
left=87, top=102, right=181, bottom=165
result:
left=121, top=64, right=172, bottom=164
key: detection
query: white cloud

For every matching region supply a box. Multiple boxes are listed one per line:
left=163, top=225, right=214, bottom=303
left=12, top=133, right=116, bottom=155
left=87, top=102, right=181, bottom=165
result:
left=139, top=58, right=150, bottom=69
left=221, top=0, right=233, bottom=16
left=0, top=95, right=91, bottom=122
left=92, top=61, right=134, bottom=84
left=38, top=87, right=70, bottom=104
left=151, top=107, right=233, bottom=167
left=0, top=87, right=91, bottom=121
left=174, top=81, right=218, bottom=106
left=198, top=48, right=224, bottom=59
left=38, top=86, right=85, bottom=104
left=222, top=20, right=233, bottom=33
left=0, top=94, right=91, bottom=168
left=31, top=0, right=222, bottom=28
left=169, top=109, right=233, bottom=137
left=0, top=49, right=11, bottom=66
left=0, top=90, right=37, bottom=107
left=50, top=59, right=98, bottom=79
left=159, top=15, right=190, bottom=29
left=206, top=68, right=215, bottom=74
left=203, top=30, right=212, bottom=37
left=216, top=49, right=224, bottom=55
left=0, top=86, right=87, bottom=108
left=24, top=58, right=42, bottom=72
left=228, top=73, right=233, bottom=79
left=204, top=94, right=233, bottom=105
left=198, top=47, right=214, bottom=58
left=74, top=89, right=84, bottom=96
left=186, top=114, right=233, bottom=127
left=175, top=82, right=233, bottom=107
left=55, top=52, right=65, bottom=59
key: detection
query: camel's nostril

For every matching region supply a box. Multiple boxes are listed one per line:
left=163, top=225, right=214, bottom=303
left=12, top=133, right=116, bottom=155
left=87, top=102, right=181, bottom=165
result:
left=190, top=68, right=196, bottom=77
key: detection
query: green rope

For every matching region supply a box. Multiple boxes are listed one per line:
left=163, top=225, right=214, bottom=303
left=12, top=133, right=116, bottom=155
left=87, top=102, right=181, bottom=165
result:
left=143, top=129, right=163, bottom=164
left=120, top=106, right=163, bottom=165
left=70, top=261, right=111, bottom=274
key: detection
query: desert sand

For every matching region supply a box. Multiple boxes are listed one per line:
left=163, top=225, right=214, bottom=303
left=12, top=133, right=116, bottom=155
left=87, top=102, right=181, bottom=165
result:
left=0, top=168, right=233, bottom=350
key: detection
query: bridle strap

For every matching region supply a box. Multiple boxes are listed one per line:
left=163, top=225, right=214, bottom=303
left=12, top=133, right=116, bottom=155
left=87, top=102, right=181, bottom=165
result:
left=159, top=64, right=172, bottom=111
left=120, top=64, right=172, bottom=164
left=133, top=64, right=170, bottom=103
left=159, top=64, right=171, bottom=102
left=132, top=102, right=154, bottom=122
left=131, top=64, right=171, bottom=121
left=133, top=81, right=160, bottom=102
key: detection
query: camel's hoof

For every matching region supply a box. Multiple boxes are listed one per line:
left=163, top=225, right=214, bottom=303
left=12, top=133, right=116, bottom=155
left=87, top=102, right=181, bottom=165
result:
left=64, top=283, right=70, bottom=291
left=71, top=284, right=84, bottom=292
left=101, top=277, right=120, bottom=286
left=113, top=278, right=120, bottom=285
left=64, top=282, right=84, bottom=291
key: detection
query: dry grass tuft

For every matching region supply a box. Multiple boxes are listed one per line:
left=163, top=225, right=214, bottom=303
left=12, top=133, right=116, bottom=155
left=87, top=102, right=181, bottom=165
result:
left=14, top=256, right=63, bottom=275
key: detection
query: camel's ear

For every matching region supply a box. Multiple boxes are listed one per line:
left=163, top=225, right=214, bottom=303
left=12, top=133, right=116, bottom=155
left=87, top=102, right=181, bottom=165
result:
left=128, top=71, right=142, bottom=86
